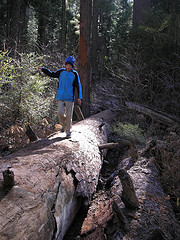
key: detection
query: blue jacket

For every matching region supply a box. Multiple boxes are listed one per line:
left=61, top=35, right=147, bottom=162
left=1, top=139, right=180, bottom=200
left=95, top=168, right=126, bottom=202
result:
left=42, top=67, right=82, bottom=102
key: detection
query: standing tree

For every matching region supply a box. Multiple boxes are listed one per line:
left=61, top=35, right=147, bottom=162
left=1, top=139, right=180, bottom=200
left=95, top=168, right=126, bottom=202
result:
left=60, top=0, right=66, bottom=53
left=78, top=0, right=92, bottom=117
left=133, top=0, right=151, bottom=27
left=19, top=0, right=29, bottom=52
left=37, top=12, right=47, bottom=50
left=91, top=0, right=99, bottom=80
left=7, top=0, right=22, bottom=57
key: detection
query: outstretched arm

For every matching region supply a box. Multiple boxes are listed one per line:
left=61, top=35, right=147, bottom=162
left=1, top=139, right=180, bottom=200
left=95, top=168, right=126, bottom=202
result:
left=38, top=67, right=60, bottom=78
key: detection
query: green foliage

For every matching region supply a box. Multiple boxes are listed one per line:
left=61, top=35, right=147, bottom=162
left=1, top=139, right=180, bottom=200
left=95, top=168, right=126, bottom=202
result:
left=104, top=0, right=180, bottom=117
left=65, top=8, right=80, bottom=53
left=113, top=122, right=146, bottom=143
left=0, top=51, right=58, bottom=129
left=26, top=7, right=38, bottom=52
left=98, top=0, right=133, bottom=68
left=0, top=51, right=15, bottom=82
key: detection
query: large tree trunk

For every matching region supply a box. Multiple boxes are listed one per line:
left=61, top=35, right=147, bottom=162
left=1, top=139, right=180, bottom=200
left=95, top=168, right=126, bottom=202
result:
left=78, top=0, right=92, bottom=117
left=0, top=110, right=114, bottom=240
left=7, top=0, right=22, bottom=57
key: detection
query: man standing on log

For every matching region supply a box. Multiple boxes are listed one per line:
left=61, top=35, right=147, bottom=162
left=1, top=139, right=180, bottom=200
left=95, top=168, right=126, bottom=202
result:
left=38, top=56, right=82, bottom=138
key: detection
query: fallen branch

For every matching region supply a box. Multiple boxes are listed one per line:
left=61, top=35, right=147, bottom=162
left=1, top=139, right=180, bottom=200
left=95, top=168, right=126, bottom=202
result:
left=98, top=142, right=118, bottom=150
left=125, top=101, right=179, bottom=125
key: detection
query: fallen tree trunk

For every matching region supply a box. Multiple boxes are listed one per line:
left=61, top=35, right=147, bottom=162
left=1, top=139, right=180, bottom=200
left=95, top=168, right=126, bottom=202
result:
left=77, top=142, right=178, bottom=240
left=125, top=101, right=179, bottom=125
left=0, top=110, right=115, bottom=240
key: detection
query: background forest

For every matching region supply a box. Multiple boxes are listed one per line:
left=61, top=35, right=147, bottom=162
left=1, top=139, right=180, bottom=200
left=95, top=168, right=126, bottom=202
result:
left=0, top=0, right=179, bottom=131
left=0, top=1, right=180, bottom=237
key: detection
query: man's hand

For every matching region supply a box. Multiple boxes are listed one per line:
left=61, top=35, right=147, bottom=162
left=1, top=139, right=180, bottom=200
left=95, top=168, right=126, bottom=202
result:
left=38, top=67, right=42, bottom=71
left=78, top=99, right=82, bottom=106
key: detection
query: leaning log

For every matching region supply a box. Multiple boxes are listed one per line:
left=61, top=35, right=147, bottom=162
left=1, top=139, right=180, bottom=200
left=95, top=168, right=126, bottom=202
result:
left=125, top=101, right=179, bottom=125
left=0, top=110, right=114, bottom=240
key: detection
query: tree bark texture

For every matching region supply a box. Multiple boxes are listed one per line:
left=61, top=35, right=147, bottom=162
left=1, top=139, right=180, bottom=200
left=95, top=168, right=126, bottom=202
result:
left=78, top=0, right=92, bottom=117
left=0, top=110, right=115, bottom=240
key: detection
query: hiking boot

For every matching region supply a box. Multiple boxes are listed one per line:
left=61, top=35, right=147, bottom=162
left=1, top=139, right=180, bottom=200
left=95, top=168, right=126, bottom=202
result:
left=66, top=132, right=71, bottom=138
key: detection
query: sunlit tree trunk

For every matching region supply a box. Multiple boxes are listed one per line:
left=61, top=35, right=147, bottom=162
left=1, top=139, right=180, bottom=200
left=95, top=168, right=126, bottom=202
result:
left=78, top=0, right=92, bottom=117
left=133, top=0, right=151, bottom=27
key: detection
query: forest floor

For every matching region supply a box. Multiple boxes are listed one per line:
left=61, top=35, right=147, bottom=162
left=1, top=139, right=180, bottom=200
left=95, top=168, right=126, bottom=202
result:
left=0, top=108, right=179, bottom=240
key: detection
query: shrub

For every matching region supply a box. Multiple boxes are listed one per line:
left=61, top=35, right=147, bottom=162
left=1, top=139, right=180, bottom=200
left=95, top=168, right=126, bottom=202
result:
left=113, top=122, right=146, bottom=144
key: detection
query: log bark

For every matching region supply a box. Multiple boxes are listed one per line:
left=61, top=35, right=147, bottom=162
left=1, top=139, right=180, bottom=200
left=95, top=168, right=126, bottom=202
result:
left=0, top=110, right=115, bottom=240
left=112, top=199, right=130, bottom=232
left=118, top=169, right=139, bottom=209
